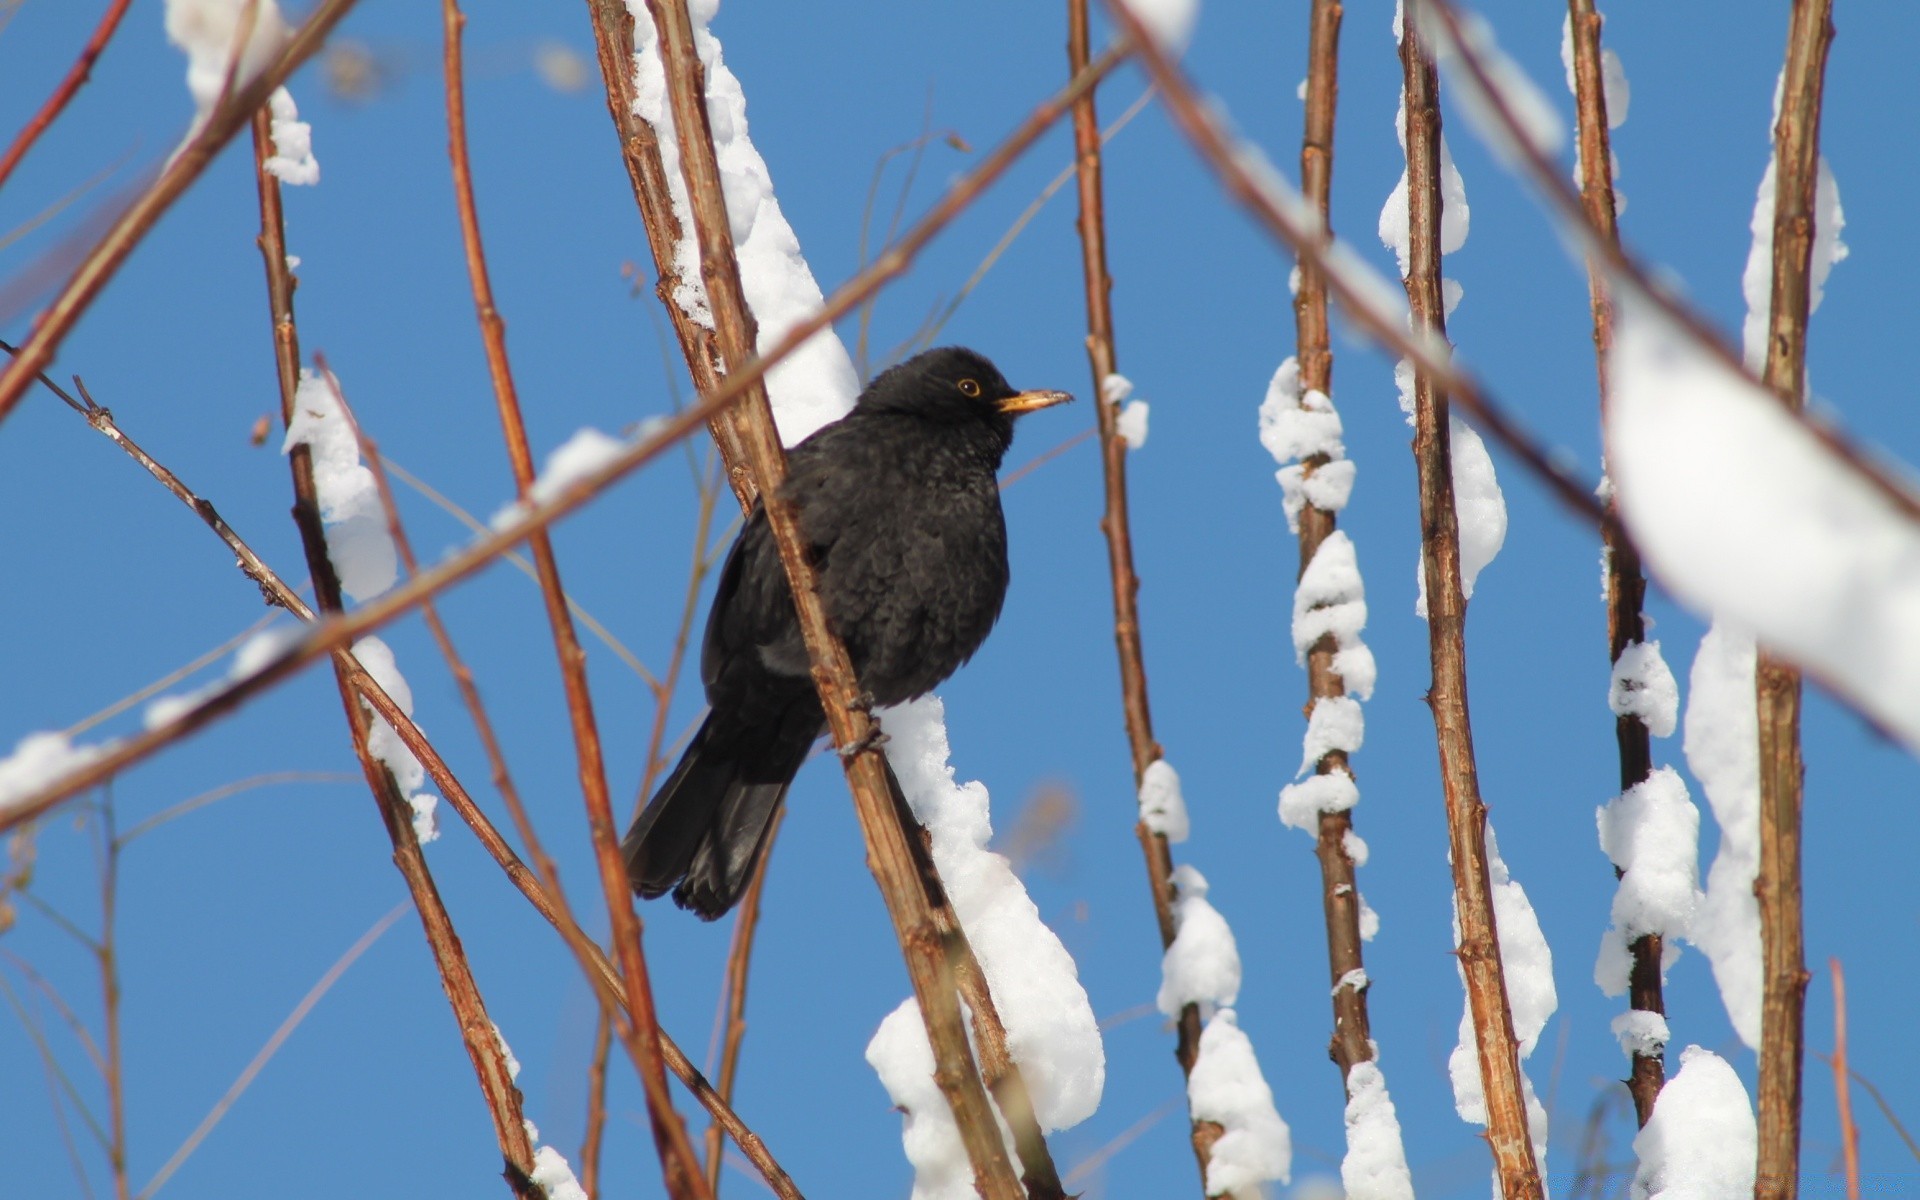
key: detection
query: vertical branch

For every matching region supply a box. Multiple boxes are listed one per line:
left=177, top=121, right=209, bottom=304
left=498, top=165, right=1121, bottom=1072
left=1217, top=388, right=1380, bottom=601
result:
left=1064, top=0, right=1219, bottom=1185
left=704, top=806, right=781, bottom=1196
left=1829, top=959, right=1859, bottom=1200
left=1566, top=0, right=1666, bottom=1125
left=1396, top=13, right=1542, bottom=1199
left=96, top=800, right=129, bottom=1200
left=1755, top=2, right=1834, bottom=1195
left=440, top=5, right=710, bottom=1197
left=637, top=2, right=1029, bottom=1195
left=1289, top=0, right=1381, bottom=1087
left=250, top=113, right=540, bottom=1200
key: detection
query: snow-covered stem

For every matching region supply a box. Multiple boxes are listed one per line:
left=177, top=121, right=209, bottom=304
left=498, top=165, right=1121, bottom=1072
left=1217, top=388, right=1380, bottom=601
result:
left=1397, top=15, right=1542, bottom=1199
left=0, top=0, right=133, bottom=194
left=443, top=7, right=711, bottom=1195
left=641, top=2, right=1036, bottom=1194
left=1415, top=0, right=1920, bottom=537
left=1830, top=959, right=1861, bottom=1200
left=704, top=804, right=783, bottom=1195
left=251, top=123, right=542, bottom=1200
left=0, top=0, right=361, bottom=431
left=1754, top=3, right=1834, bottom=1194
left=1066, top=0, right=1221, bottom=1187
left=0, top=41, right=1129, bottom=834
left=1566, top=0, right=1666, bottom=1126
left=1288, top=0, right=1383, bottom=1089
left=1104, top=2, right=1605, bottom=533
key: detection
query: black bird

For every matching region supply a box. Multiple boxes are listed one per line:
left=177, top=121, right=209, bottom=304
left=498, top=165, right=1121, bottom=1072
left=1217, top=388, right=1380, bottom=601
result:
left=622, top=347, right=1071, bottom=919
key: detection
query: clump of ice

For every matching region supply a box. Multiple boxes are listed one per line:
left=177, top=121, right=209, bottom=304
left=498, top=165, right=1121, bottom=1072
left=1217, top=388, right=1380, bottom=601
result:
left=0, top=732, right=109, bottom=813
left=1138, top=758, right=1189, bottom=844
left=1413, top=1, right=1565, bottom=166
left=282, top=370, right=398, bottom=603
left=1116, top=401, right=1150, bottom=450
left=165, top=0, right=291, bottom=128
left=492, top=427, right=630, bottom=530
left=1593, top=767, right=1699, bottom=997
left=1188, top=1010, right=1292, bottom=1195
left=1157, top=865, right=1241, bottom=1017
left=1118, top=0, right=1199, bottom=54
left=1298, top=696, right=1364, bottom=776
left=626, top=0, right=860, bottom=445
left=1558, top=13, right=1629, bottom=128
left=352, top=636, right=439, bottom=843
left=1610, top=640, right=1680, bottom=737
left=263, top=87, right=318, bottom=184
left=1278, top=769, right=1357, bottom=834
left=1342, top=1060, right=1415, bottom=1200
left=1629, top=1046, right=1756, bottom=1199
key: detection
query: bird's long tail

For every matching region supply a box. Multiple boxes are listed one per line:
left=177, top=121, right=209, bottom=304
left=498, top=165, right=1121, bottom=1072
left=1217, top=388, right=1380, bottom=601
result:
left=622, top=706, right=818, bottom=920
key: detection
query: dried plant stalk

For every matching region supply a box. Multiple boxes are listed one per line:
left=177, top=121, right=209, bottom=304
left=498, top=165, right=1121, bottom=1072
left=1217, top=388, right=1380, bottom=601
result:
left=1064, top=0, right=1220, bottom=1185
left=1754, top=2, right=1835, bottom=1195
left=1396, top=13, right=1542, bottom=1198
left=1565, top=0, right=1666, bottom=1125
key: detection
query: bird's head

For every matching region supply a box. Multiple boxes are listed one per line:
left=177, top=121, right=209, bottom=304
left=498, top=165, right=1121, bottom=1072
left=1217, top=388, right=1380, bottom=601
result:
left=860, top=347, right=1073, bottom=439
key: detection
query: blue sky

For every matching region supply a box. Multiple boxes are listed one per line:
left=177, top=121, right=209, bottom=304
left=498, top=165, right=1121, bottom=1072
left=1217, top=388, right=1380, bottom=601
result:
left=4, top=2, right=1918, bottom=1197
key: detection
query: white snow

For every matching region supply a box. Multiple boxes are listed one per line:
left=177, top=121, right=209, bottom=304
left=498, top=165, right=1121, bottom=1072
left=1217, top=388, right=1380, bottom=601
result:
left=626, top=0, right=860, bottom=445
left=1116, top=401, right=1150, bottom=450
left=1739, top=109, right=1847, bottom=375
left=866, top=998, right=1003, bottom=1200
left=263, top=86, right=318, bottom=184
left=1558, top=13, right=1629, bottom=128
left=352, top=636, right=439, bottom=844
left=1415, top=417, right=1507, bottom=618
left=1187, top=1009, right=1292, bottom=1195
left=1413, top=1, right=1565, bottom=166
left=1298, top=696, right=1364, bottom=776
left=143, top=625, right=300, bottom=730
left=532, top=427, right=625, bottom=506
left=1118, top=0, right=1199, bottom=54
left=164, top=0, right=291, bottom=129
left=1607, top=283, right=1920, bottom=753
left=1593, top=767, right=1700, bottom=997
left=1681, top=624, right=1762, bottom=1048
left=1101, top=373, right=1133, bottom=405
left=1342, top=1060, right=1415, bottom=1200
left=1378, top=99, right=1469, bottom=278
left=1343, top=829, right=1370, bottom=869
left=282, top=369, right=398, bottom=604
left=1278, top=768, right=1358, bottom=833
left=1611, top=1010, right=1670, bottom=1059
left=1629, top=1046, right=1756, bottom=1199
left=881, top=697, right=1103, bottom=1129
left=1610, top=640, right=1680, bottom=737
left=1157, top=864, right=1241, bottom=1017
left=0, top=732, right=109, bottom=813
left=1138, top=758, right=1189, bottom=844
left=1292, top=533, right=1368, bottom=662
left=530, top=1146, right=589, bottom=1200
left=1258, top=359, right=1345, bottom=464
left=1333, top=968, right=1369, bottom=996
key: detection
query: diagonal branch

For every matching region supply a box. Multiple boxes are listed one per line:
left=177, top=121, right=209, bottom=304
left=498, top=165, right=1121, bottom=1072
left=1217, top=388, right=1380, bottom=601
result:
left=1064, top=0, right=1218, bottom=1187
left=0, top=0, right=135, bottom=194
left=1565, top=0, right=1666, bottom=1126
left=1396, top=13, right=1541, bottom=1198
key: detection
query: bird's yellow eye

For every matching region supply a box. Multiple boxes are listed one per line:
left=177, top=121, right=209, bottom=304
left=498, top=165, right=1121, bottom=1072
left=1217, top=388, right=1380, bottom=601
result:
left=957, top=378, right=982, bottom=398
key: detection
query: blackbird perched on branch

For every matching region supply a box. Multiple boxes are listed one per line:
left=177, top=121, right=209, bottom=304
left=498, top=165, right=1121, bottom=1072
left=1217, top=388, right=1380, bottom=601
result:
left=622, top=346, right=1071, bottom=919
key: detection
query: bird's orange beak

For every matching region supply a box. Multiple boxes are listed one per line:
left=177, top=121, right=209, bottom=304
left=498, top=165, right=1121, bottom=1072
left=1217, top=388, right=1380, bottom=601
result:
left=997, top=389, right=1074, bottom=416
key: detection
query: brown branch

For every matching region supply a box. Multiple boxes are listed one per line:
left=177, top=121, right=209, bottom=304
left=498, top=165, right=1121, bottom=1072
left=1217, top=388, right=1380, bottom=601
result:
left=97, top=802, right=128, bottom=1200
left=441, top=6, right=709, bottom=1195
left=1830, top=959, right=1859, bottom=1200
left=1565, top=0, right=1664, bottom=1126
left=705, top=805, right=782, bottom=1196
left=638, top=3, right=1031, bottom=1194
left=1064, top=0, right=1216, bottom=1186
left=0, top=0, right=362, bottom=429
left=0, top=0, right=135, bottom=194
left=581, top=1009, right=613, bottom=1198
left=0, top=40, right=1125, bottom=834
left=1286, top=0, right=1383, bottom=1093
left=1397, top=12, right=1541, bottom=1199
left=251, top=111, right=540, bottom=1200
left=1754, top=3, right=1833, bottom=1196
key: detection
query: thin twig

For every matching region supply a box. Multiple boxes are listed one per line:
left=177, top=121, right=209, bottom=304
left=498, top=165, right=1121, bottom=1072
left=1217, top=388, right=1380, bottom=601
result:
left=0, top=38, right=1129, bottom=832
left=60, top=610, right=280, bottom=739
left=442, top=6, right=708, bottom=1195
left=0, top=0, right=363, bottom=429
left=0, top=0, right=135, bottom=194
left=1829, top=959, right=1859, bottom=1200
left=1397, top=10, right=1540, bottom=1197
left=1753, top=3, right=1834, bottom=1196
left=1813, top=1053, right=1920, bottom=1164
left=135, top=902, right=410, bottom=1200
left=117, top=770, right=356, bottom=844
left=1565, top=0, right=1665, bottom=1125
left=1065, top=0, right=1216, bottom=1186
left=705, top=805, right=783, bottom=1196
left=252, top=108, right=540, bottom=1200
left=581, top=1009, right=614, bottom=1198
left=95, top=800, right=128, bottom=1200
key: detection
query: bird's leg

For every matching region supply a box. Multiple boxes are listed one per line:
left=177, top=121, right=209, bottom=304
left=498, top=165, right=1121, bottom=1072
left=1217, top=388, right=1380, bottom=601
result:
left=847, top=689, right=878, bottom=714
left=836, top=714, right=889, bottom=758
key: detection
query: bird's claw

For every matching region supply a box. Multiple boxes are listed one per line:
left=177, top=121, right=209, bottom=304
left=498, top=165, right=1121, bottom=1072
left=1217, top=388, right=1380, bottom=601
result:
left=847, top=690, right=878, bottom=714
left=836, top=720, right=889, bottom=759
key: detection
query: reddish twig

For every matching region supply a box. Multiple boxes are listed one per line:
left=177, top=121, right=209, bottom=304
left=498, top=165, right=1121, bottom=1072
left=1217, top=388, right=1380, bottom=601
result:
left=1830, top=959, right=1859, bottom=1200
left=0, top=0, right=362, bottom=430
left=580, top=1010, right=613, bottom=1198
left=442, top=5, right=709, bottom=1195
left=1396, top=11, right=1541, bottom=1198
left=1065, top=0, right=1217, bottom=1185
left=1754, top=4, right=1834, bottom=1196
left=0, top=0, right=136, bottom=195
left=1565, top=0, right=1665, bottom=1125
left=704, top=805, right=782, bottom=1196
left=251, top=110, right=540, bottom=1200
